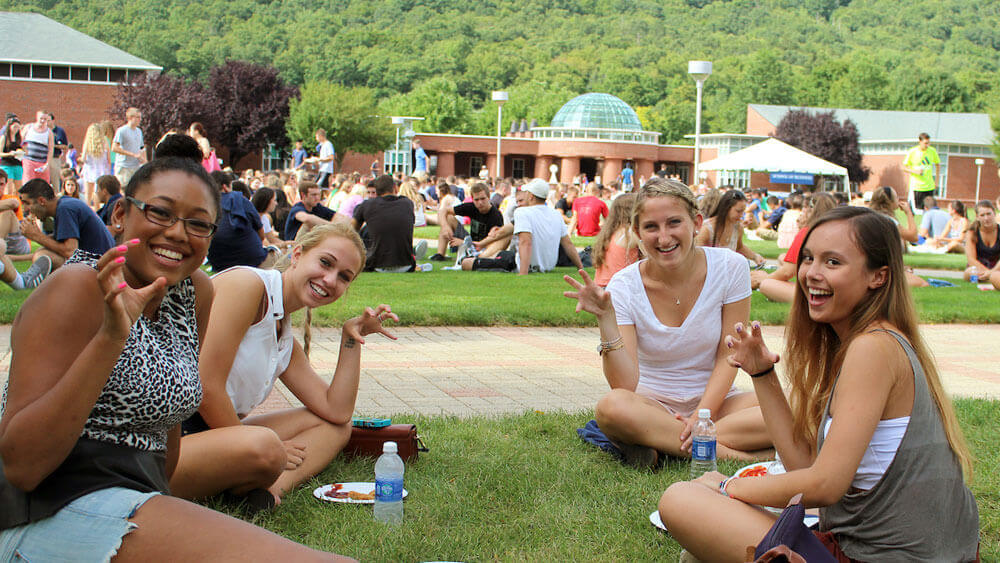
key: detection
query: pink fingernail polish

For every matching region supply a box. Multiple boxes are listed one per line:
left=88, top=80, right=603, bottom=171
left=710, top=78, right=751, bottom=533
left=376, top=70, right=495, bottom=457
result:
left=115, top=257, right=125, bottom=264
left=118, top=282, right=128, bottom=289
left=128, top=238, right=140, bottom=244
left=116, top=245, right=128, bottom=252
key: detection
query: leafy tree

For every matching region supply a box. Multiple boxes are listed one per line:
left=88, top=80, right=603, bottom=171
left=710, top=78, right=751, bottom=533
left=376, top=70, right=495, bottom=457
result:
left=203, top=60, right=298, bottom=165
left=889, top=69, right=973, bottom=113
left=107, top=72, right=207, bottom=153
left=286, top=82, right=394, bottom=166
left=775, top=109, right=871, bottom=184
left=378, top=77, right=474, bottom=134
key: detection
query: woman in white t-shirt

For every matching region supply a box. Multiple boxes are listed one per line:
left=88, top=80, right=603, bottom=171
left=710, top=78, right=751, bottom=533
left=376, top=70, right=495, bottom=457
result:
left=564, top=178, right=771, bottom=468
left=169, top=223, right=398, bottom=507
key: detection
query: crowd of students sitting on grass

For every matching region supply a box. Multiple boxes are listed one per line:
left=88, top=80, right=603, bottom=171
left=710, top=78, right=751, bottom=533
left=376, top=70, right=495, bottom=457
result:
left=0, top=133, right=984, bottom=560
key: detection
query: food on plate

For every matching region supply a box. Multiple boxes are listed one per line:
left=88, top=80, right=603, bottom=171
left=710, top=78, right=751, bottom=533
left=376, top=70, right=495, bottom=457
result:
left=348, top=490, right=375, bottom=501
left=737, top=464, right=768, bottom=478
left=323, top=483, right=349, bottom=500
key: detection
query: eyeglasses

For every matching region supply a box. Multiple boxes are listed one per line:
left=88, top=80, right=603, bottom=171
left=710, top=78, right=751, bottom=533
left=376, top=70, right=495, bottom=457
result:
left=126, top=196, right=217, bottom=237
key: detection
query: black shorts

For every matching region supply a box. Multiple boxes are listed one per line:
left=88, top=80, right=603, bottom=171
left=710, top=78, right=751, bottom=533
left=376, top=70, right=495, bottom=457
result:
left=181, top=412, right=211, bottom=436
left=471, top=249, right=516, bottom=271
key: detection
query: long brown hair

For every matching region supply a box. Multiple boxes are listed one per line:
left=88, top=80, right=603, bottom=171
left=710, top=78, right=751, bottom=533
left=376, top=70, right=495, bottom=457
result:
left=593, top=193, right=636, bottom=268
left=708, top=189, right=747, bottom=248
left=784, top=206, right=973, bottom=478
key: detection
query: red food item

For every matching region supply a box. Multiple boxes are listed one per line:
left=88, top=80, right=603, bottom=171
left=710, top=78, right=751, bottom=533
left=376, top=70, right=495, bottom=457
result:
left=738, top=465, right=769, bottom=478
left=323, top=484, right=348, bottom=499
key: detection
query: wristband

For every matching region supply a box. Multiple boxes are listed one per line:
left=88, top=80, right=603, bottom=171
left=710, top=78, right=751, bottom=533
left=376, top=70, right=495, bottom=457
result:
left=719, top=476, right=736, bottom=497
left=597, top=336, right=624, bottom=356
left=748, top=365, right=775, bottom=379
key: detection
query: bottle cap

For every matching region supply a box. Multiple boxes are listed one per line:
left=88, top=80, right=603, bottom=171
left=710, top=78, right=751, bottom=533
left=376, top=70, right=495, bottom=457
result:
left=383, top=441, right=398, bottom=454
left=698, top=408, right=711, bottom=419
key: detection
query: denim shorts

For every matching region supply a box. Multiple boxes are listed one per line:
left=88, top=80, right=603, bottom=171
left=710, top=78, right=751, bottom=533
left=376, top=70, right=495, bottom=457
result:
left=0, top=487, right=160, bottom=562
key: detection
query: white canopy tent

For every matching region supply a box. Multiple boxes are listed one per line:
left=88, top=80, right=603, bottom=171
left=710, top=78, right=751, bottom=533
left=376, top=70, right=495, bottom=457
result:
left=699, top=137, right=850, bottom=191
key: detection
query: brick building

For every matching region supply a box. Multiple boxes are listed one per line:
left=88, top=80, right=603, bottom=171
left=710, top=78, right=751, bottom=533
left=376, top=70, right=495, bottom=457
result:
left=0, top=11, right=160, bottom=150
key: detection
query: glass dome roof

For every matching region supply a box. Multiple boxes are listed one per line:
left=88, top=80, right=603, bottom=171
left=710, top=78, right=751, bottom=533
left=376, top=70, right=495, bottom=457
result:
left=549, top=93, right=642, bottom=131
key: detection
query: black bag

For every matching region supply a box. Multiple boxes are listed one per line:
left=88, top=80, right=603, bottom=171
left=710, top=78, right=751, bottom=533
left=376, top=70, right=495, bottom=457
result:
left=754, top=494, right=836, bottom=562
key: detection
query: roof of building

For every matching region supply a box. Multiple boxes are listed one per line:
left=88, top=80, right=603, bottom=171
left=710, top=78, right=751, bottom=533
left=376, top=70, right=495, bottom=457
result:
left=749, top=104, right=994, bottom=146
left=0, top=12, right=160, bottom=70
left=550, top=93, right=642, bottom=131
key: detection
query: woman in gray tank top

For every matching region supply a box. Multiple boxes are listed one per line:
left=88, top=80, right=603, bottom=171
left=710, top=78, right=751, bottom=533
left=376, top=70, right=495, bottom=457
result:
left=658, top=206, right=979, bottom=562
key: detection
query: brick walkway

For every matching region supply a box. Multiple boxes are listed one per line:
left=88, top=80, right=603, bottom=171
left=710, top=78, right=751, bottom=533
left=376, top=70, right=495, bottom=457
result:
left=1, top=325, right=996, bottom=417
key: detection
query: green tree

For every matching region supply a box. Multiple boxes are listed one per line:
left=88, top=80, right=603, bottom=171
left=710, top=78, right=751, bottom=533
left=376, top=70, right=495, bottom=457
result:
left=286, top=82, right=394, bottom=166
left=378, top=77, right=475, bottom=134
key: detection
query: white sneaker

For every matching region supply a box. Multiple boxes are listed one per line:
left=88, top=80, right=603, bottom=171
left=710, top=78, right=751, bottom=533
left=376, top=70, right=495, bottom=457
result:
left=21, top=255, right=52, bottom=289
left=414, top=239, right=428, bottom=261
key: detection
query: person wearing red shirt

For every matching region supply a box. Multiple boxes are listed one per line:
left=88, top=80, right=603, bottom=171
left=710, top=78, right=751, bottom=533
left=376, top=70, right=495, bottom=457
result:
left=569, top=183, right=608, bottom=236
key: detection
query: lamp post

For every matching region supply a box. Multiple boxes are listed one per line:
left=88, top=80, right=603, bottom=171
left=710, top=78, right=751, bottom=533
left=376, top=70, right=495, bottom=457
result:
left=688, top=60, right=712, bottom=186
left=391, top=116, right=405, bottom=175
left=492, top=91, right=508, bottom=179
left=975, top=158, right=985, bottom=203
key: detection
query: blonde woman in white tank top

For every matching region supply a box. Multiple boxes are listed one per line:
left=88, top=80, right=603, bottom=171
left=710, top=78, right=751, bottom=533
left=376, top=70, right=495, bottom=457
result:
left=170, top=223, right=398, bottom=507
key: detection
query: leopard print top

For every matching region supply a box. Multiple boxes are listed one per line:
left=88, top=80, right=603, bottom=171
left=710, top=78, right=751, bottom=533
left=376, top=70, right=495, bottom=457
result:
left=0, top=250, right=202, bottom=452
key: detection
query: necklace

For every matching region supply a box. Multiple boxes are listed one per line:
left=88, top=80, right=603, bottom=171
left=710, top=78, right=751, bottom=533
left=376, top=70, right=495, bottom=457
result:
left=675, top=297, right=681, bottom=306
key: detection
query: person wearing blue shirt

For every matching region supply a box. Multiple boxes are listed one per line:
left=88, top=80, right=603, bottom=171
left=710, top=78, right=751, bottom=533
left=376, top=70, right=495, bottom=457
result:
left=283, top=181, right=335, bottom=240
left=620, top=165, right=634, bottom=192
left=412, top=139, right=428, bottom=176
left=207, top=172, right=272, bottom=271
left=918, top=195, right=950, bottom=244
left=94, top=175, right=123, bottom=226
left=292, top=140, right=307, bottom=170
left=18, top=178, right=114, bottom=270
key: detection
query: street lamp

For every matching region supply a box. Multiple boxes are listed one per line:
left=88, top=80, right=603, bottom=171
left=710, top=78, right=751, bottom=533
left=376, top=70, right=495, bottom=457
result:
left=975, top=158, right=985, bottom=203
left=688, top=60, right=712, bottom=186
left=492, top=91, right=508, bottom=179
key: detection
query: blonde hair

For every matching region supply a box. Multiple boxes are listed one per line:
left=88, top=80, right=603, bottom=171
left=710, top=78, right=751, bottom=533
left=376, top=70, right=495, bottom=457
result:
left=630, top=177, right=699, bottom=234
left=82, top=123, right=108, bottom=158
left=398, top=180, right=422, bottom=206
left=784, top=207, right=973, bottom=478
left=99, top=120, right=115, bottom=140
left=275, top=223, right=366, bottom=357
left=868, top=186, right=898, bottom=217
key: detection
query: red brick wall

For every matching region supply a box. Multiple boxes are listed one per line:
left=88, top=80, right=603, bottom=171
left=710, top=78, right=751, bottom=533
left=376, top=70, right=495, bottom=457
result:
left=746, top=107, right=776, bottom=136
left=0, top=79, right=120, bottom=148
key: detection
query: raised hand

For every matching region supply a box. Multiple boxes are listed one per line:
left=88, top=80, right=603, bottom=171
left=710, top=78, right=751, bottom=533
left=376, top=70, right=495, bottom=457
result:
left=563, top=269, right=613, bottom=318
left=96, top=240, right=167, bottom=342
left=343, top=304, right=399, bottom=345
left=725, top=321, right=779, bottom=376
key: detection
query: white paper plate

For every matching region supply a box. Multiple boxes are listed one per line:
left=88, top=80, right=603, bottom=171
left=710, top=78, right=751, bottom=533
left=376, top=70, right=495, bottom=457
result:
left=649, top=509, right=667, bottom=532
left=313, top=482, right=408, bottom=504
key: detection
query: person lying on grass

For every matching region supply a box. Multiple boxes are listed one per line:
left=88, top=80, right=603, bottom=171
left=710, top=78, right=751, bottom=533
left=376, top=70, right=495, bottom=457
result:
left=659, top=206, right=979, bottom=562
left=0, top=155, right=350, bottom=560
left=169, top=222, right=398, bottom=510
left=563, top=178, right=771, bottom=469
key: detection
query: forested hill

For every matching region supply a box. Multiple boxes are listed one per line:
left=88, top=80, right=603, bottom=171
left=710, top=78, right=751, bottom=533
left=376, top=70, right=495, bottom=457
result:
left=7, top=0, right=1000, bottom=142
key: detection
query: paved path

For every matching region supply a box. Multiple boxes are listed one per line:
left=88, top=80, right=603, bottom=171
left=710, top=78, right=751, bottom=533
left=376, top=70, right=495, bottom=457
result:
left=5, top=325, right=994, bottom=417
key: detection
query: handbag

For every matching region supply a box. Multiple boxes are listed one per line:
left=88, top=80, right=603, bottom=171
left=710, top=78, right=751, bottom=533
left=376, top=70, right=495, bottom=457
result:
left=753, top=494, right=836, bottom=562
left=343, top=424, right=428, bottom=462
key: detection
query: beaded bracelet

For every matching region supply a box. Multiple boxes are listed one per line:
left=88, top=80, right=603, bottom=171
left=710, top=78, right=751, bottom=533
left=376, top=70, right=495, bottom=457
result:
left=718, top=476, right=736, bottom=497
left=597, top=336, right=624, bottom=356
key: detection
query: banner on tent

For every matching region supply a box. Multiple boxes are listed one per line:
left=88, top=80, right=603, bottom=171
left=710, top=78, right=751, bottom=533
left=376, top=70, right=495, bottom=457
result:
left=769, top=172, right=815, bottom=185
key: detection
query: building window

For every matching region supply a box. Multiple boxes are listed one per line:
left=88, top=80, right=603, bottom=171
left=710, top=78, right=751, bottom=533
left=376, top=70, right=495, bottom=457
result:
left=262, top=143, right=284, bottom=172
left=469, top=156, right=483, bottom=177
left=31, top=64, right=49, bottom=79
left=51, top=66, right=69, bottom=80
left=71, top=67, right=88, bottom=81
left=512, top=158, right=525, bottom=179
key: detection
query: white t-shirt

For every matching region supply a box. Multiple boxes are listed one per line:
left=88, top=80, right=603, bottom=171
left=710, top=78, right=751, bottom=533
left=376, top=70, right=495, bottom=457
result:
left=261, top=213, right=273, bottom=234
left=512, top=203, right=567, bottom=272
left=319, top=141, right=335, bottom=174
left=606, top=247, right=751, bottom=400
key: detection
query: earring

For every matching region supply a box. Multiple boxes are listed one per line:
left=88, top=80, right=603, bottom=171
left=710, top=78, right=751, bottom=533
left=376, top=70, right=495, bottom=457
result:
left=115, top=224, right=122, bottom=229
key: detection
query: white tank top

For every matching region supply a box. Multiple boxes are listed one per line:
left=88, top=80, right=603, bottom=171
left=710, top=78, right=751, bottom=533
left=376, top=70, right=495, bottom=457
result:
left=220, top=267, right=295, bottom=416
left=823, top=415, right=910, bottom=490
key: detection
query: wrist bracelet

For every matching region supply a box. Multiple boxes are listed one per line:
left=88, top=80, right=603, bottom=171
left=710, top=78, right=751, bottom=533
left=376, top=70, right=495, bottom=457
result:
left=748, top=365, right=775, bottom=379
left=719, top=476, right=735, bottom=497
left=597, top=336, right=624, bottom=356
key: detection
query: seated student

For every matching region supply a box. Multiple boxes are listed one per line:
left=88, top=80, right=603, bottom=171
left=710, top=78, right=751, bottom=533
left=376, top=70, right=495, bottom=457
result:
left=776, top=192, right=805, bottom=248
left=592, top=193, right=640, bottom=287
left=0, top=156, right=349, bottom=560
left=753, top=193, right=838, bottom=303
left=868, top=186, right=927, bottom=288
left=351, top=174, right=418, bottom=272
left=917, top=195, right=949, bottom=244
left=284, top=181, right=335, bottom=241
left=94, top=174, right=123, bottom=225
left=18, top=178, right=114, bottom=270
left=568, top=183, right=608, bottom=236
left=253, top=187, right=292, bottom=250
left=461, top=178, right=583, bottom=274
left=927, top=200, right=968, bottom=254
left=563, top=178, right=770, bottom=468
left=964, top=199, right=1000, bottom=290
left=0, top=170, right=50, bottom=289
left=207, top=171, right=277, bottom=272
left=171, top=223, right=396, bottom=508
left=754, top=195, right=786, bottom=241
left=694, top=189, right=765, bottom=266
left=425, top=182, right=460, bottom=246
left=660, top=207, right=979, bottom=561
left=437, top=182, right=506, bottom=262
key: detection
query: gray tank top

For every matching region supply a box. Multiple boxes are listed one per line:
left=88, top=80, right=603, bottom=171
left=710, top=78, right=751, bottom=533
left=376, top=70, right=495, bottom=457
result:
left=817, top=330, right=979, bottom=561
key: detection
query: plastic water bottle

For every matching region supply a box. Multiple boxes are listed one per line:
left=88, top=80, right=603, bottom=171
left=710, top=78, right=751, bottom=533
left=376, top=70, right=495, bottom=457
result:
left=689, top=409, right=718, bottom=479
left=374, top=441, right=404, bottom=525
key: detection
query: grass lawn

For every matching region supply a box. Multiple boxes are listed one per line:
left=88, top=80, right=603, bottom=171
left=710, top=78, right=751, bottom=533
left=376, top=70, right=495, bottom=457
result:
left=414, top=225, right=595, bottom=249
left=744, top=238, right=968, bottom=271
left=226, top=402, right=998, bottom=561
left=0, top=265, right=993, bottom=326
